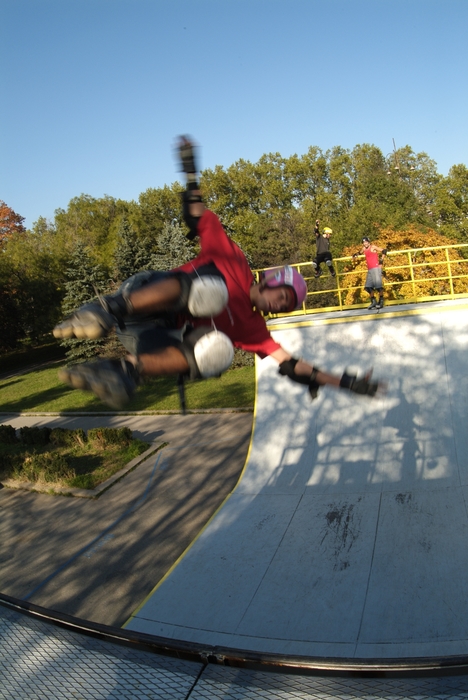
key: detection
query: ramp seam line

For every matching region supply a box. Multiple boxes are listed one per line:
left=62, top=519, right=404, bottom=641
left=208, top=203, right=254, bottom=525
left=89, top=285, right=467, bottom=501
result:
left=354, top=491, right=383, bottom=656
left=234, top=494, right=305, bottom=633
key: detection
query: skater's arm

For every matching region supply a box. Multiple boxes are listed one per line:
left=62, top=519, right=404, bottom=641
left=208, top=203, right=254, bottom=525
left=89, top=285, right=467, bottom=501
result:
left=177, top=135, right=206, bottom=240
left=271, top=347, right=340, bottom=388
left=270, top=347, right=383, bottom=398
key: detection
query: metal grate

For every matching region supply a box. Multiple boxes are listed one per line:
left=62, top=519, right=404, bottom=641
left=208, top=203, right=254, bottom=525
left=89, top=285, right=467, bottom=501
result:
left=2, top=605, right=468, bottom=699
left=193, top=665, right=468, bottom=700
left=0, top=606, right=202, bottom=700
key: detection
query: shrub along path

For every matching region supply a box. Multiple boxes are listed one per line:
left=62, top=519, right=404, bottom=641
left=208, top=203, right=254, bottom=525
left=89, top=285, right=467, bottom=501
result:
left=0, top=424, right=152, bottom=494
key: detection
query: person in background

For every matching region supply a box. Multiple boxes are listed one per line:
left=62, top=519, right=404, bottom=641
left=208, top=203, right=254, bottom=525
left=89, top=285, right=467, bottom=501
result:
left=313, top=220, right=335, bottom=278
left=353, top=237, right=387, bottom=309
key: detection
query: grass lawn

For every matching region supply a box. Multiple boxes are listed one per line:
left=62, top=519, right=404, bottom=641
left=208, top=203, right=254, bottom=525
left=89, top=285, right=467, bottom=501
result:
left=0, top=362, right=256, bottom=413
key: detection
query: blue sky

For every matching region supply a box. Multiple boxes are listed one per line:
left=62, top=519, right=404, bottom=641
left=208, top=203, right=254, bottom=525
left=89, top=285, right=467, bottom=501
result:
left=2, top=0, right=467, bottom=229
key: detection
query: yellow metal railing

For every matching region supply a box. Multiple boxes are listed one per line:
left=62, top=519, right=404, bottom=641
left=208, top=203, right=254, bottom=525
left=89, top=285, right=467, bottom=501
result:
left=255, top=242, right=468, bottom=318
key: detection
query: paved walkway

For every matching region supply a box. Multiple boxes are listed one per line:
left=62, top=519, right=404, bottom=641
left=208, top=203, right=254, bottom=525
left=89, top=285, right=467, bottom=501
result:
left=0, top=412, right=253, bottom=627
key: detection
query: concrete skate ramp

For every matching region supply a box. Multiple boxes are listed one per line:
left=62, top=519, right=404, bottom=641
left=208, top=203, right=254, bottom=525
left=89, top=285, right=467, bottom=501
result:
left=126, top=300, right=468, bottom=660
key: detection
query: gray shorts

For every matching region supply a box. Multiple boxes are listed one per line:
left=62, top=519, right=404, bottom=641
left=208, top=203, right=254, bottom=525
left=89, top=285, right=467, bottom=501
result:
left=114, top=269, right=226, bottom=380
left=365, top=266, right=383, bottom=291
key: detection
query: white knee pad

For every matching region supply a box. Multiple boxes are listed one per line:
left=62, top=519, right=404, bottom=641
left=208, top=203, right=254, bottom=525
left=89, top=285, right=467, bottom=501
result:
left=188, top=276, right=229, bottom=317
left=326, top=259, right=333, bottom=267
left=194, top=330, right=234, bottom=378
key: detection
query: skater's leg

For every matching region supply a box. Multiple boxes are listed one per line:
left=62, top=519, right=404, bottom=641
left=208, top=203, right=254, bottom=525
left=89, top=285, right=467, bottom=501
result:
left=365, top=287, right=377, bottom=309
left=58, top=346, right=189, bottom=410
left=58, top=326, right=234, bottom=408
left=325, top=253, right=336, bottom=277
left=127, top=276, right=183, bottom=316
left=54, top=266, right=228, bottom=341
left=137, top=346, right=190, bottom=375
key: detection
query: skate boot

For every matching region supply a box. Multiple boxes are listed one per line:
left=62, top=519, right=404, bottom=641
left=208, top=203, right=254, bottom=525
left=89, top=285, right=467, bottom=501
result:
left=368, top=298, right=377, bottom=310
left=58, top=359, right=140, bottom=409
left=375, top=296, right=384, bottom=309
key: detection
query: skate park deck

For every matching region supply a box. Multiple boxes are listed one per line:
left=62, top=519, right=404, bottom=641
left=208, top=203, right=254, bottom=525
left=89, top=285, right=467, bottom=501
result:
left=3, top=299, right=468, bottom=698
left=125, top=299, right=468, bottom=660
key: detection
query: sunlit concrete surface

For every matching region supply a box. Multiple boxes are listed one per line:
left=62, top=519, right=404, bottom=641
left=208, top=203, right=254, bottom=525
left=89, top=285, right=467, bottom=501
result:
left=126, top=300, right=468, bottom=659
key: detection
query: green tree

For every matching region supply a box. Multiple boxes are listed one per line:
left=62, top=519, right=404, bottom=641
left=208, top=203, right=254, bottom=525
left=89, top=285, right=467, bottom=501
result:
left=432, top=164, right=468, bottom=242
left=148, top=222, right=197, bottom=270
left=53, top=194, right=130, bottom=267
left=138, top=184, right=183, bottom=245
left=113, top=217, right=155, bottom=284
left=1, top=219, right=65, bottom=346
left=60, top=242, right=112, bottom=364
left=201, top=154, right=311, bottom=267
left=0, top=255, right=23, bottom=351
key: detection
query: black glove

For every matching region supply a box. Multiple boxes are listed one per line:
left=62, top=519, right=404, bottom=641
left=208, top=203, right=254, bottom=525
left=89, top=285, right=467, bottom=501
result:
left=181, top=188, right=203, bottom=240
left=278, top=358, right=321, bottom=400
left=340, top=371, right=379, bottom=397
left=178, top=135, right=198, bottom=174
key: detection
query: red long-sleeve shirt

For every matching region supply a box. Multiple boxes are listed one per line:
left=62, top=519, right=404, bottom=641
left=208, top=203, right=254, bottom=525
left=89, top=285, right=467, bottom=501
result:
left=177, top=210, right=281, bottom=358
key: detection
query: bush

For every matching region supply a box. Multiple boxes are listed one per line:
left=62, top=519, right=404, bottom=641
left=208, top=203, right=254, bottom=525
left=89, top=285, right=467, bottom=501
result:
left=50, top=428, right=87, bottom=447
left=14, top=451, right=75, bottom=483
left=88, top=427, right=133, bottom=449
left=19, top=426, right=51, bottom=445
left=0, top=425, right=18, bottom=444
left=231, top=347, right=254, bottom=369
left=0, top=453, right=14, bottom=473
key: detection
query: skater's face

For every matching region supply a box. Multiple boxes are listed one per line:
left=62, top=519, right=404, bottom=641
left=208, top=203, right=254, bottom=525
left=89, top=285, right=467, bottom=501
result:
left=363, top=240, right=370, bottom=249
left=255, top=285, right=295, bottom=313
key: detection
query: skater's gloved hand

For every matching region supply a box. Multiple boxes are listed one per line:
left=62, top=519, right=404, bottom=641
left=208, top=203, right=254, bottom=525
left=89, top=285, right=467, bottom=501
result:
left=177, top=135, right=198, bottom=174
left=339, top=370, right=384, bottom=397
left=53, top=294, right=131, bottom=340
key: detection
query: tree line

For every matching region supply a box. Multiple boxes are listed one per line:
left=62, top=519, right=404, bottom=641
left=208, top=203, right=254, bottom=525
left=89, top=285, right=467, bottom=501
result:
left=1, top=142, right=467, bottom=354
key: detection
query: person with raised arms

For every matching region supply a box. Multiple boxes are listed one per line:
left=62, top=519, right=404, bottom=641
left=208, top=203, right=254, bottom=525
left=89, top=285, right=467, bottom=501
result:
left=54, top=137, right=384, bottom=408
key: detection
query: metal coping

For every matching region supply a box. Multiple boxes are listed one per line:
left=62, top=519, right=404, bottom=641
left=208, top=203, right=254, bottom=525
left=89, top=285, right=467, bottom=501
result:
left=2, top=593, right=468, bottom=679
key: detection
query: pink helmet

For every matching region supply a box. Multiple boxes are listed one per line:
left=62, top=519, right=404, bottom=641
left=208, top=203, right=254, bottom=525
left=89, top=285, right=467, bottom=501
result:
left=262, top=265, right=307, bottom=311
